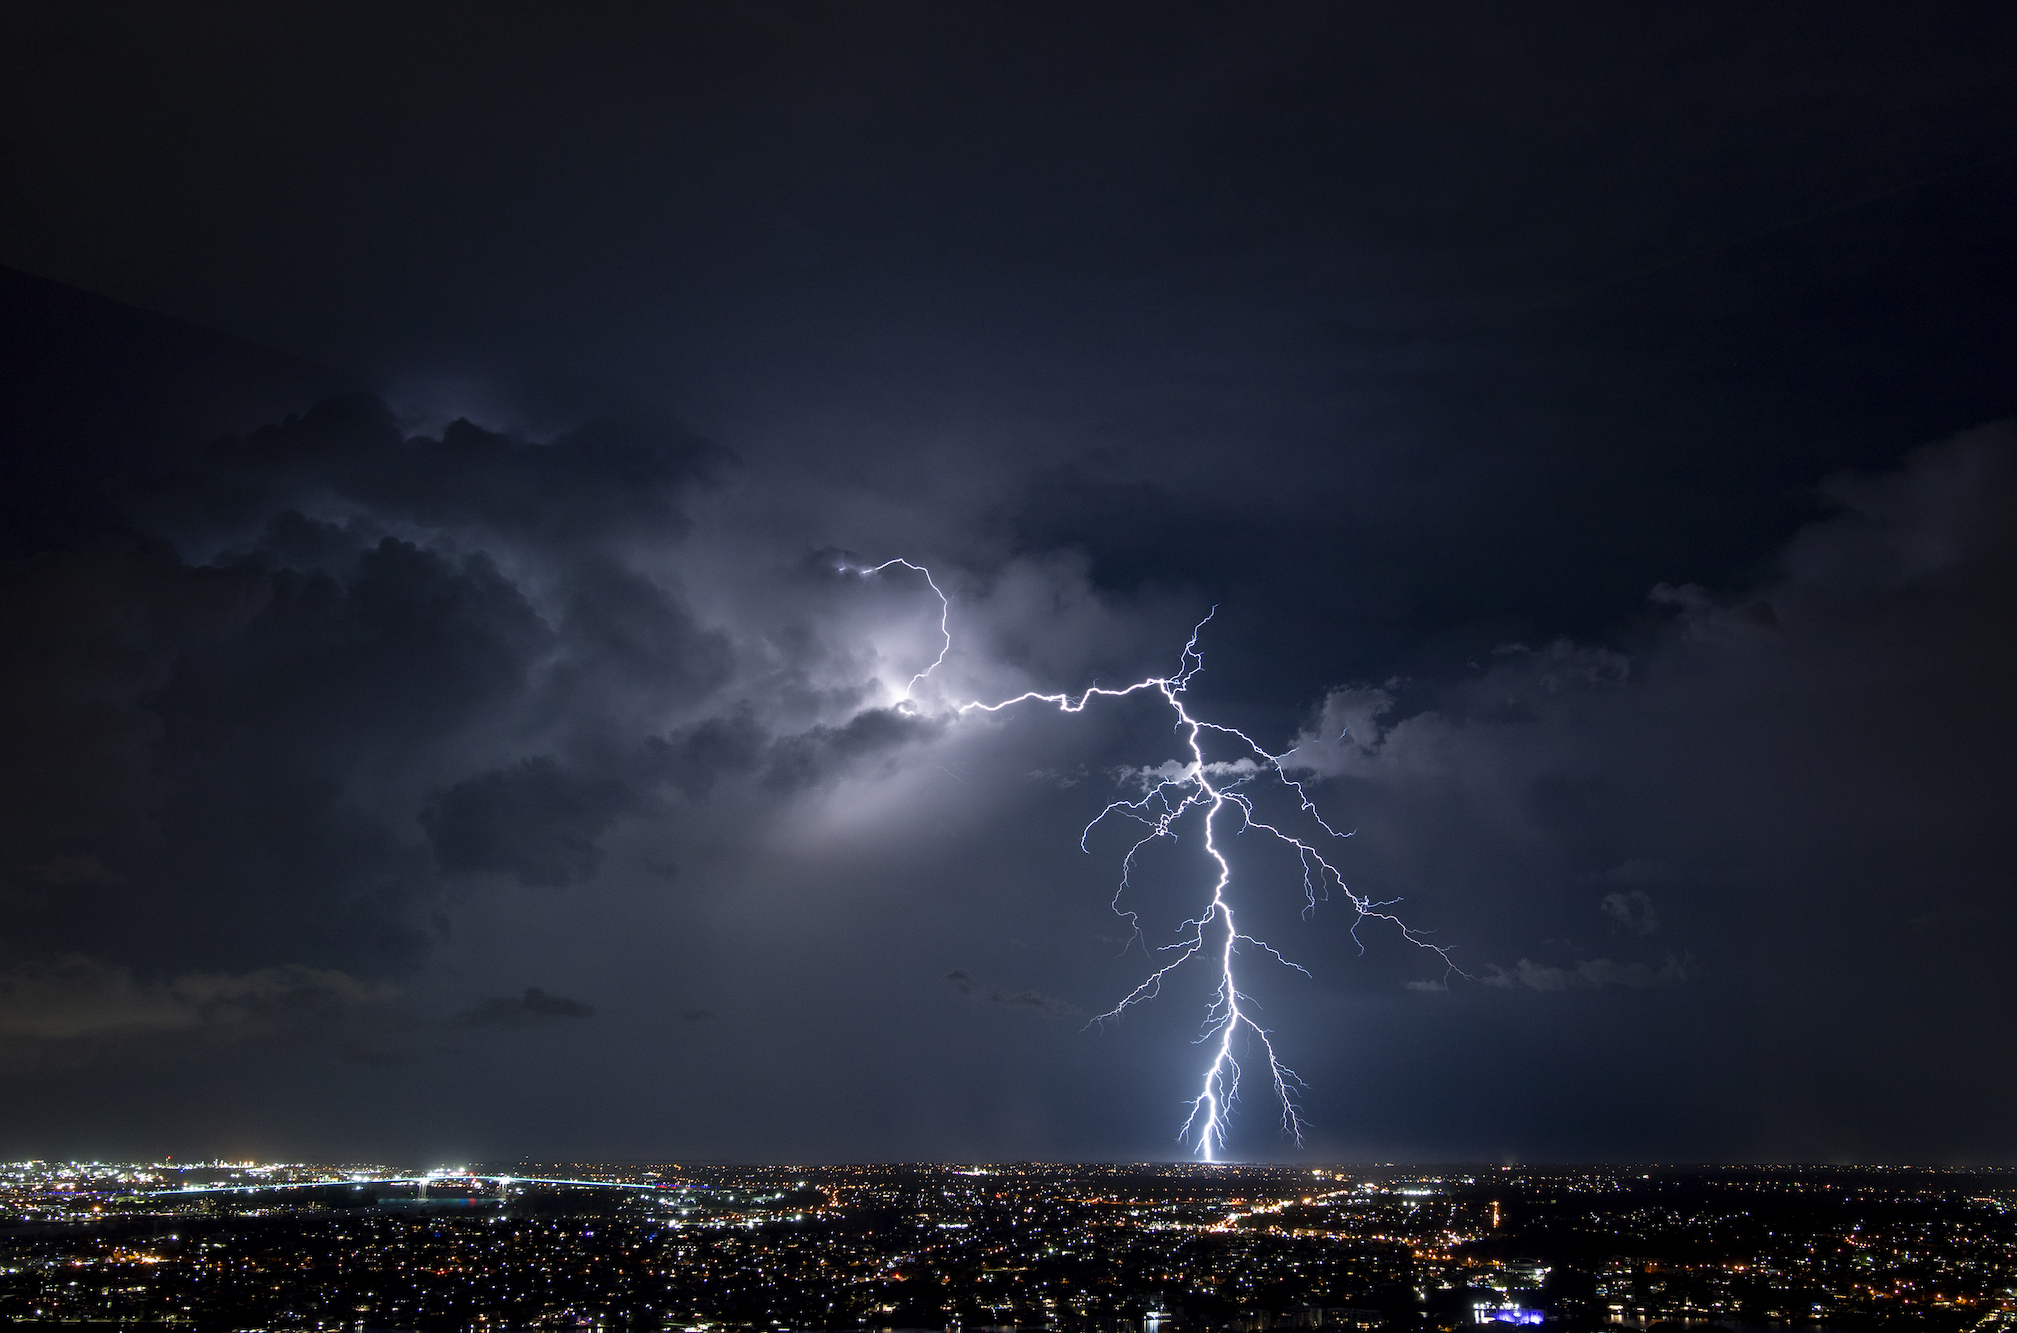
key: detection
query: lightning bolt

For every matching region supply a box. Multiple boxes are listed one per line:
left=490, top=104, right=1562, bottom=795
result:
left=844, top=559, right=1460, bottom=1160
left=837, top=557, right=952, bottom=700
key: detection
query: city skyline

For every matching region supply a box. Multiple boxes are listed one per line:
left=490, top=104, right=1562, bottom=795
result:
left=4, top=1158, right=2013, bottom=1333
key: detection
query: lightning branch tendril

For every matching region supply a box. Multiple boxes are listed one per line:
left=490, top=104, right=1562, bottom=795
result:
left=840, top=557, right=953, bottom=700
left=843, top=558, right=1461, bottom=1161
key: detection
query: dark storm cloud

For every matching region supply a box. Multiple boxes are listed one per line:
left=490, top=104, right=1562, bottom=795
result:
left=3, top=4, right=2017, bottom=1163
left=144, top=394, right=726, bottom=551
left=0, top=955, right=399, bottom=1067
left=644, top=708, right=770, bottom=800
left=762, top=707, right=947, bottom=792
left=0, top=378, right=986, bottom=1106
left=0, top=399, right=741, bottom=993
left=549, top=558, right=734, bottom=708
left=1255, top=423, right=2017, bottom=1157
left=7, top=402, right=2003, bottom=1159
left=422, top=758, right=633, bottom=888
left=450, top=987, right=595, bottom=1030
left=152, top=537, right=554, bottom=752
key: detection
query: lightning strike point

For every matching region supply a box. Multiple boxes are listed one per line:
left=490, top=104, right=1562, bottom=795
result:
left=862, top=562, right=1461, bottom=1159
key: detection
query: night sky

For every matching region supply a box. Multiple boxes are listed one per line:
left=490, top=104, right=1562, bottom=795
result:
left=3, top=4, right=2015, bottom=1166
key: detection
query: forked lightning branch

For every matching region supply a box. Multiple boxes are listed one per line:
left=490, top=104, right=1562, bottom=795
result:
left=843, top=558, right=1460, bottom=1161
